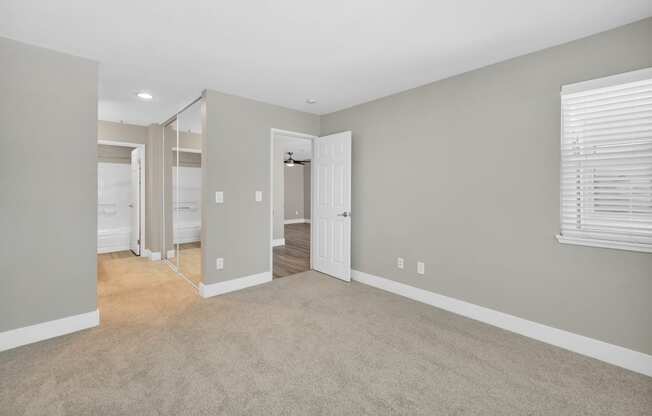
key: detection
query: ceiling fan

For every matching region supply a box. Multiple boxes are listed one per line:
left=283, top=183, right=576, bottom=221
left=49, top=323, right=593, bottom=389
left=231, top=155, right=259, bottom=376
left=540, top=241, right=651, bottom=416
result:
left=284, top=152, right=310, bottom=167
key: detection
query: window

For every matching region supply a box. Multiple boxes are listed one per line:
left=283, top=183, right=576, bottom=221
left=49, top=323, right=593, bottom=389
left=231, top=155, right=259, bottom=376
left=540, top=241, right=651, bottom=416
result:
left=557, top=68, right=652, bottom=253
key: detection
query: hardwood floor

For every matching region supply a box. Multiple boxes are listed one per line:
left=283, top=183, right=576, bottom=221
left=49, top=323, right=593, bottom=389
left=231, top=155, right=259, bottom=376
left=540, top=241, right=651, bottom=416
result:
left=273, top=223, right=310, bottom=278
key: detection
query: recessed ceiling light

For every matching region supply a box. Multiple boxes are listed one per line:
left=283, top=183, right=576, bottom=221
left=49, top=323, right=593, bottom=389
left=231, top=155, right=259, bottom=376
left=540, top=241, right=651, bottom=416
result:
left=305, top=98, right=317, bottom=104
left=136, top=91, right=153, bottom=101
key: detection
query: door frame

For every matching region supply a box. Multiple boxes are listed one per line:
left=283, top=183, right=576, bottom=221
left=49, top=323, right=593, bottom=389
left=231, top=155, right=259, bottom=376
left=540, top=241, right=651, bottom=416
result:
left=98, top=139, right=146, bottom=256
left=269, top=128, right=317, bottom=273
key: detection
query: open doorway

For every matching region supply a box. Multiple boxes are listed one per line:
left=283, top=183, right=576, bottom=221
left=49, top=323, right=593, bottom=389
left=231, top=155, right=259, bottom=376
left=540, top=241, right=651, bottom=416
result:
left=271, top=129, right=315, bottom=278
left=271, top=129, right=353, bottom=282
left=97, top=140, right=145, bottom=259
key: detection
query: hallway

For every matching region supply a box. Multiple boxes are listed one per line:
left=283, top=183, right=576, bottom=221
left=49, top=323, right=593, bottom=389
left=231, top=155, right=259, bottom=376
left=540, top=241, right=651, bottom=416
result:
left=273, top=223, right=310, bottom=278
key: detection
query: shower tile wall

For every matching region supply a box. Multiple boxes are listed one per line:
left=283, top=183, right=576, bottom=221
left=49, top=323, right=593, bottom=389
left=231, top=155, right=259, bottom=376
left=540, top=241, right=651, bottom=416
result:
left=97, top=162, right=131, bottom=253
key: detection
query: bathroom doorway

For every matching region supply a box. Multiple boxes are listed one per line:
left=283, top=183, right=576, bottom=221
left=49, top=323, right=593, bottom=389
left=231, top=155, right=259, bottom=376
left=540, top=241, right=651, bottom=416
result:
left=97, top=140, right=145, bottom=258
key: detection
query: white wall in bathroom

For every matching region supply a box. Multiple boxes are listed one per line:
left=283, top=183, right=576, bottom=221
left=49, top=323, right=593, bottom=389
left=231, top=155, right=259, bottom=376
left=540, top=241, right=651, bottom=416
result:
left=172, top=166, right=201, bottom=243
left=97, top=162, right=131, bottom=253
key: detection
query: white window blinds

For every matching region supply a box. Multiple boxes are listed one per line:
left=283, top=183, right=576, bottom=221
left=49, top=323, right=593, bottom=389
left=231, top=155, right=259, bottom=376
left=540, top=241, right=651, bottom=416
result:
left=558, top=68, right=652, bottom=253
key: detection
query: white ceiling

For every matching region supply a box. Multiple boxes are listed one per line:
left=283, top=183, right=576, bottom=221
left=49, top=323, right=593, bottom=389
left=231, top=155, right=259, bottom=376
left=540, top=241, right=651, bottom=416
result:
left=1, top=1, right=650, bottom=126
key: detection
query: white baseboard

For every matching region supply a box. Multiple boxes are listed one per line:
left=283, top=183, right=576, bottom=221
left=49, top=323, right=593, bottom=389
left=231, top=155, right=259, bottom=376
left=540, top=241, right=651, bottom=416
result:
left=351, top=269, right=652, bottom=377
left=199, top=271, right=272, bottom=298
left=272, top=238, right=285, bottom=247
left=166, top=249, right=176, bottom=259
left=0, top=309, right=100, bottom=352
left=284, top=218, right=310, bottom=224
left=143, top=249, right=161, bottom=261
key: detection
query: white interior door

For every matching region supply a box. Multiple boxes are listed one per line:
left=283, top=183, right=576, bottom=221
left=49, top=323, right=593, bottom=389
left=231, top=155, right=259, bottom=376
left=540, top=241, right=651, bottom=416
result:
left=129, top=147, right=141, bottom=255
left=312, top=131, right=352, bottom=281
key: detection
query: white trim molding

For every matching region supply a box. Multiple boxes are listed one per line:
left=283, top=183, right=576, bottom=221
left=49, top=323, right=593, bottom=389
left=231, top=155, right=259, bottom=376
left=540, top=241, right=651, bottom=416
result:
left=143, top=249, right=162, bottom=261
left=199, top=271, right=272, bottom=298
left=556, top=235, right=652, bottom=253
left=0, top=309, right=100, bottom=352
left=272, top=238, right=285, bottom=247
left=351, top=270, right=652, bottom=377
left=284, top=218, right=310, bottom=224
left=167, top=249, right=176, bottom=259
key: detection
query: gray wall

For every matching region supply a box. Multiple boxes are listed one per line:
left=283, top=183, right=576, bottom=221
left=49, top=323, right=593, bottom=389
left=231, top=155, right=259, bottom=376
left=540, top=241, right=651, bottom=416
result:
left=202, top=90, right=319, bottom=284
left=273, top=136, right=313, bottom=238
left=178, top=151, right=201, bottom=168
left=0, top=37, right=98, bottom=331
left=98, top=120, right=147, bottom=144
left=97, top=144, right=132, bottom=164
left=320, top=18, right=652, bottom=355
left=284, top=165, right=305, bottom=220
left=146, top=124, right=164, bottom=253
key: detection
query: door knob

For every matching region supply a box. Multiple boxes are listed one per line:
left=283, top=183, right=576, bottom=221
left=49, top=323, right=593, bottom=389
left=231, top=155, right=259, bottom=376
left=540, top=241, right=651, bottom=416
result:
left=337, top=211, right=350, bottom=218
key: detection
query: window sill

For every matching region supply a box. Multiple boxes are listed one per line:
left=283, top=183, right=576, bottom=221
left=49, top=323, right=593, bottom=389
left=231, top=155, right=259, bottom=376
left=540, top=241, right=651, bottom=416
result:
left=556, top=235, right=652, bottom=253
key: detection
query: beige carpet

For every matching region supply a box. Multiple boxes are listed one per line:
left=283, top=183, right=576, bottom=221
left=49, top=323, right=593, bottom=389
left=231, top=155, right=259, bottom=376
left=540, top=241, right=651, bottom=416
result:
left=1, top=256, right=650, bottom=415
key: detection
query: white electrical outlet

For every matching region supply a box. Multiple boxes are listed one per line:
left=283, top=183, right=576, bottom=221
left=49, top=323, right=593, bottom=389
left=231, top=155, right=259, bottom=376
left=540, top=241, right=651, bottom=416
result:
left=255, top=191, right=262, bottom=202
left=417, top=261, right=425, bottom=275
left=397, top=257, right=404, bottom=269
left=295, top=210, right=299, bottom=215
left=215, top=191, right=224, bottom=203
left=216, top=258, right=224, bottom=270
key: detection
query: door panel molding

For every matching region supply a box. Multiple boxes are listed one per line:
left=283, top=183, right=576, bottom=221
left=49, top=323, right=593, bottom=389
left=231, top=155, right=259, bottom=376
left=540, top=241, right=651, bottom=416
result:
left=312, top=131, right=352, bottom=282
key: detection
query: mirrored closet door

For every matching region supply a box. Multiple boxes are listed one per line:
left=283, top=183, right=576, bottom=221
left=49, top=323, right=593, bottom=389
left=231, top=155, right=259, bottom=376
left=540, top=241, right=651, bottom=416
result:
left=163, top=119, right=180, bottom=270
left=175, top=100, right=202, bottom=285
left=162, top=96, right=203, bottom=287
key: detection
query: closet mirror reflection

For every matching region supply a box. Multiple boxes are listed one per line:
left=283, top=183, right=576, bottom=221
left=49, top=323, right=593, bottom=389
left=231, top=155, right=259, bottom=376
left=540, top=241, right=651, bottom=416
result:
left=163, top=98, right=203, bottom=286
left=163, top=119, right=180, bottom=270
left=175, top=101, right=202, bottom=285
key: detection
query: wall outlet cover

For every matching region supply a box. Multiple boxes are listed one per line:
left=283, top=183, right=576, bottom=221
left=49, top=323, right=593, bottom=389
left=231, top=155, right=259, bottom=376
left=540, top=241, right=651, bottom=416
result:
left=255, top=191, right=263, bottom=202
left=215, top=191, right=224, bottom=203
left=216, top=258, right=224, bottom=270
left=397, top=257, right=404, bottom=269
left=417, top=261, right=425, bottom=275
